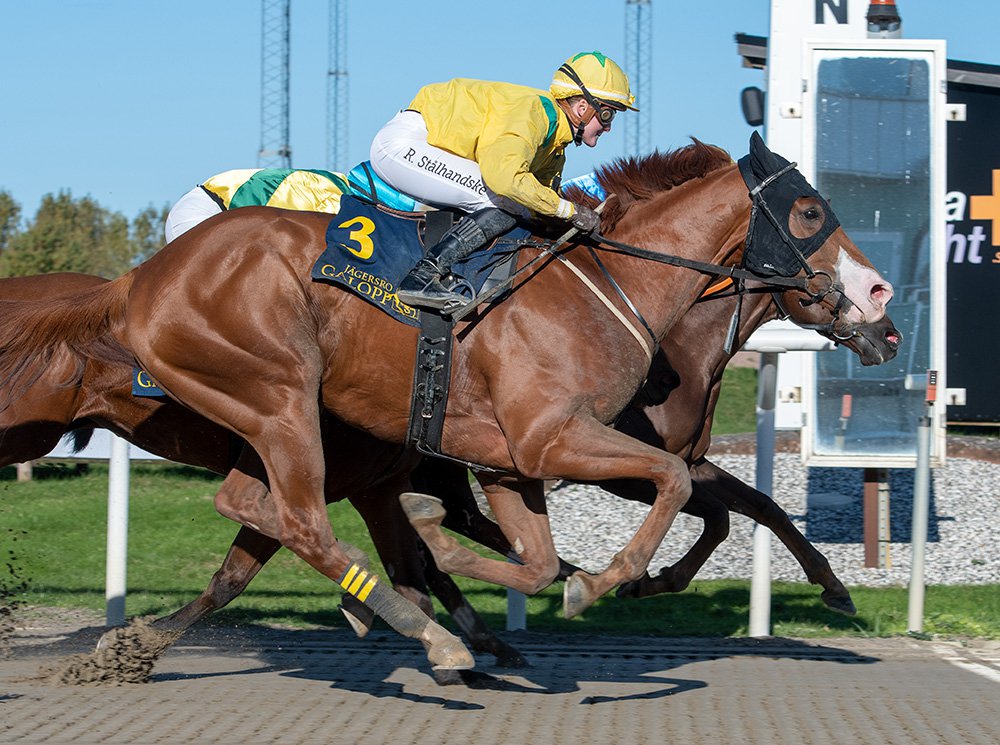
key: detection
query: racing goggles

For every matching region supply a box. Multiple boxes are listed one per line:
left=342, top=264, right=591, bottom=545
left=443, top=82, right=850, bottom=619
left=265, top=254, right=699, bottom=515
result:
left=592, top=100, right=622, bottom=125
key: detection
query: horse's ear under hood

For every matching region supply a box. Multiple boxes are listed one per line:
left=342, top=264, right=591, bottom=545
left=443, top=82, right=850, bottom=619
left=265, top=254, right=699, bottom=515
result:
left=743, top=130, right=790, bottom=184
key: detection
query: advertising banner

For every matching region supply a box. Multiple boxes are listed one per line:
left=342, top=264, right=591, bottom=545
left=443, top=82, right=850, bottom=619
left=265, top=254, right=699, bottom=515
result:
left=945, top=82, right=1000, bottom=422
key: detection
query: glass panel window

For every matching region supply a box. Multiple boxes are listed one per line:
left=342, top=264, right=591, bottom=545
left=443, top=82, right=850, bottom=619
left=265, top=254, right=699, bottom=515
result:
left=811, top=53, right=932, bottom=457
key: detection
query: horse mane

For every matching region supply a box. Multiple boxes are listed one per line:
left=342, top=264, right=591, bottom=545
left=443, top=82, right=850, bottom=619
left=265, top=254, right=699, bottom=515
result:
left=563, top=138, right=733, bottom=230
left=0, top=274, right=136, bottom=412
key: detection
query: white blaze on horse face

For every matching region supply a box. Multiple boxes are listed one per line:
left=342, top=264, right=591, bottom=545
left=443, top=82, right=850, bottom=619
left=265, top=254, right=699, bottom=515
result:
left=836, top=247, right=894, bottom=323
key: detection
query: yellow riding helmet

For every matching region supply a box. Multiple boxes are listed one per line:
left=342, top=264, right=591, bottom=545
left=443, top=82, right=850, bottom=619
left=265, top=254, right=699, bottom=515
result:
left=550, top=51, right=638, bottom=111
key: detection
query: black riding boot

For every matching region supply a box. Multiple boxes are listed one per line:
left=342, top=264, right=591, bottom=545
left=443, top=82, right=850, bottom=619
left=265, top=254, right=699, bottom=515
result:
left=396, top=207, right=516, bottom=311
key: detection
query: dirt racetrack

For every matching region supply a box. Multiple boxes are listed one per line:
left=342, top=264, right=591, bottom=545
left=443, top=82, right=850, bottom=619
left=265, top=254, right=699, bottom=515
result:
left=2, top=612, right=998, bottom=744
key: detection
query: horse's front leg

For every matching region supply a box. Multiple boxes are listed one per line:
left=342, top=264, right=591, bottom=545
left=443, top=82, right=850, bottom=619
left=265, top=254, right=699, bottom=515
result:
left=692, top=459, right=855, bottom=615
left=516, top=416, right=692, bottom=619
left=411, top=458, right=514, bottom=559
left=413, top=458, right=584, bottom=580
left=400, top=476, right=561, bottom=594
left=348, top=478, right=528, bottom=668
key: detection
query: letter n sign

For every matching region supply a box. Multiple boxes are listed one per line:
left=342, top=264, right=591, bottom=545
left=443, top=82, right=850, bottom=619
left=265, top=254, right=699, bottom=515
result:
left=815, top=0, right=848, bottom=24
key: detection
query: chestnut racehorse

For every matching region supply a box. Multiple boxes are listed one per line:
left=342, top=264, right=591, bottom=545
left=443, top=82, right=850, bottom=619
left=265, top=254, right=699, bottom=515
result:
left=1, top=268, right=895, bottom=680
left=0, top=272, right=527, bottom=668
left=0, top=137, right=896, bottom=671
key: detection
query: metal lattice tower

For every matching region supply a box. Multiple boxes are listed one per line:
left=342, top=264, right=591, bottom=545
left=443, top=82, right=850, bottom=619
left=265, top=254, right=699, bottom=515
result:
left=259, top=0, right=292, bottom=168
left=624, top=0, right=652, bottom=156
left=327, top=0, right=348, bottom=170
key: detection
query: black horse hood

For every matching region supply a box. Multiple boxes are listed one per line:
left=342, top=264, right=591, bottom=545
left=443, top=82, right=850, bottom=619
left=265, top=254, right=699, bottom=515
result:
left=738, top=131, right=841, bottom=277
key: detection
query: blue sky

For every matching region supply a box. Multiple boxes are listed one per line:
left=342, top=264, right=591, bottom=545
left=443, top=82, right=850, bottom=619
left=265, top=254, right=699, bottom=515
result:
left=2, top=1, right=997, bottom=221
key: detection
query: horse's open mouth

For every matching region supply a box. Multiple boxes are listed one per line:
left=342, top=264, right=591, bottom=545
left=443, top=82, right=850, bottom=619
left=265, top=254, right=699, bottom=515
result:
left=838, top=318, right=901, bottom=366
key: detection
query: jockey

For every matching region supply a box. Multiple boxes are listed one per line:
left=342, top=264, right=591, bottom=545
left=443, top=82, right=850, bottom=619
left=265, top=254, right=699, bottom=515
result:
left=371, top=50, right=637, bottom=310
left=164, top=168, right=350, bottom=243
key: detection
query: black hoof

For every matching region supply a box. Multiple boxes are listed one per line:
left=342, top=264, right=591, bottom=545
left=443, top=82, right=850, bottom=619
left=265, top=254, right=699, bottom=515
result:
left=615, top=570, right=652, bottom=598
left=821, top=589, right=857, bottom=616
left=616, top=581, right=640, bottom=598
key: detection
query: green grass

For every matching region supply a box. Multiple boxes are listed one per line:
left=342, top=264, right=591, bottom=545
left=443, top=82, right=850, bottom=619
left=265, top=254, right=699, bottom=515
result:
left=3, top=461, right=998, bottom=639
left=713, top=366, right=759, bottom=435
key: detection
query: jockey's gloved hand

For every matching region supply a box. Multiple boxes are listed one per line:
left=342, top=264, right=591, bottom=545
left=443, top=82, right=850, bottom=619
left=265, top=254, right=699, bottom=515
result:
left=568, top=204, right=601, bottom=234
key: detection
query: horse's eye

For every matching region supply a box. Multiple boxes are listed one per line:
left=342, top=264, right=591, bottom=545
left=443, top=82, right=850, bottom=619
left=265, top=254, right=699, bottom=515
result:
left=804, top=207, right=821, bottom=221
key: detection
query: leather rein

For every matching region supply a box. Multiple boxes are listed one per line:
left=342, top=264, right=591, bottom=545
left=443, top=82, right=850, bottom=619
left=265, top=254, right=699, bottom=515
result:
left=452, top=161, right=859, bottom=355
left=585, top=160, right=860, bottom=352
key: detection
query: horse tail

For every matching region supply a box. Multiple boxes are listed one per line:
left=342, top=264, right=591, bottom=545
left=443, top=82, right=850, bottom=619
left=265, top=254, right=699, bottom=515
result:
left=70, top=427, right=95, bottom=454
left=0, top=272, right=136, bottom=412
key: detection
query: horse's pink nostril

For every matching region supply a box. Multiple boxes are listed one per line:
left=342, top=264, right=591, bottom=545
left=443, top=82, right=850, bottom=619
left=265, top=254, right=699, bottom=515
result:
left=871, top=283, right=893, bottom=307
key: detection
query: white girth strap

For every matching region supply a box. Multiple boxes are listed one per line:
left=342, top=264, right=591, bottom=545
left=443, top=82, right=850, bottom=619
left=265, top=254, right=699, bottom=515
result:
left=552, top=252, right=655, bottom=364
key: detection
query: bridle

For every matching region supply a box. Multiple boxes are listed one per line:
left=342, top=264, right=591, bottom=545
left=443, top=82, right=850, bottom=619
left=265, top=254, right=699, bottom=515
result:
left=452, top=159, right=863, bottom=352
left=734, top=156, right=859, bottom=341
left=584, top=158, right=861, bottom=350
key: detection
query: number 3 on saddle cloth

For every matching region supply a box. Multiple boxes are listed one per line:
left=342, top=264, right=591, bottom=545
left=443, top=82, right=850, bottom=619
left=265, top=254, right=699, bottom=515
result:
left=310, top=195, right=529, bottom=326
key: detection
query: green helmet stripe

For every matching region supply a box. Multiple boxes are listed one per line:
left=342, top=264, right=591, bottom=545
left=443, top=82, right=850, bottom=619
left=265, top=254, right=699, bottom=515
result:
left=572, top=50, right=608, bottom=67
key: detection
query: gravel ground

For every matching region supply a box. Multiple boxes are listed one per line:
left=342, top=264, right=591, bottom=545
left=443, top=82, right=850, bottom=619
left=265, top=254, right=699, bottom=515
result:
left=545, top=453, right=1000, bottom=587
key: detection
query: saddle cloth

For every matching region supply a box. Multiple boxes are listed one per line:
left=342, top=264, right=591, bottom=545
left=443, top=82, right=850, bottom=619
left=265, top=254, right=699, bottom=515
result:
left=311, top=194, right=528, bottom=326
left=132, top=367, right=167, bottom=397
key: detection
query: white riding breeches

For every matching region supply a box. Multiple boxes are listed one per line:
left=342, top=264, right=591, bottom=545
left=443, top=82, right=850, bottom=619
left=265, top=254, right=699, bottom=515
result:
left=369, top=110, right=524, bottom=216
left=164, top=186, right=223, bottom=243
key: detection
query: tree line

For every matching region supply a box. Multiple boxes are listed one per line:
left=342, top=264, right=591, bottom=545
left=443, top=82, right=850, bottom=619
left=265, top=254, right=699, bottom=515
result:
left=0, top=189, right=167, bottom=278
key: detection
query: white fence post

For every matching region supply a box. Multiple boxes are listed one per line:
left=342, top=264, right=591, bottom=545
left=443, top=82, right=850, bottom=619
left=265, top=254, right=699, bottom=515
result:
left=744, top=323, right=837, bottom=637
left=749, top=350, right=779, bottom=637
left=506, top=580, right=526, bottom=631
left=908, top=371, right=936, bottom=633
left=105, top=435, right=131, bottom=627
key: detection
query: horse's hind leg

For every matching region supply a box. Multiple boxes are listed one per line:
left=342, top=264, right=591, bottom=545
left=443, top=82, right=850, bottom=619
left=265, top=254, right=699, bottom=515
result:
left=152, top=526, right=281, bottom=633
left=138, top=392, right=471, bottom=669
left=216, top=458, right=473, bottom=670
left=338, top=479, right=431, bottom=641
left=693, top=459, right=855, bottom=615
left=90, top=524, right=281, bottom=662
left=150, top=525, right=373, bottom=636
left=418, top=542, right=529, bottom=668
left=616, top=480, right=730, bottom=598
left=125, top=284, right=471, bottom=668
